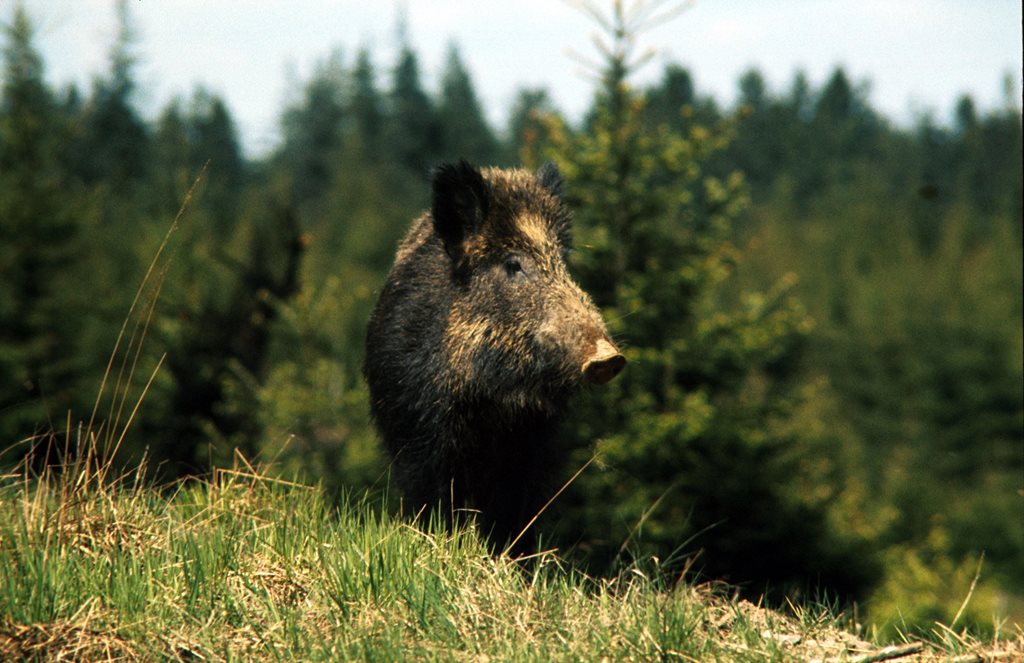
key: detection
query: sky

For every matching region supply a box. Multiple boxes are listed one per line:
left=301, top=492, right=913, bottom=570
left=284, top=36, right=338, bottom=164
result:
left=12, top=0, right=1024, bottom=157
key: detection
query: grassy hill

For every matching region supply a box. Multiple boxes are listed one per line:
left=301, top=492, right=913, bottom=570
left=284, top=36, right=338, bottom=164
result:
left=1, top=454, right=1020, bottom=662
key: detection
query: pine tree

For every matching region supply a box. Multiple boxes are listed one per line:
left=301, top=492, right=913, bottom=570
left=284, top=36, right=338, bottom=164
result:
left=436, top=43, right=499, bottom=164
left=731, top=69, right=771, bottom=188
left=279, top=52, right=346, bottom=205
left=0, top=4, right=84, bottom=447
left=152, top=98, right=196, bottom=211
left=386, top=44, right=439, bottom=177
left=960, top=92, right=1023, bottom=222
left=505, top=87, right=558, bottom=165
left=349, top=48, right=384, bottom=156
left=73, top=0, right=150, bottom=186
left=189, top=88, right=245, bottom=225
left=812, top=68, right=880, bottom=184
left=643, top=63, right=718, bottom=133
left=537, top=0, right=871, bottom=598
left=147, top=201, right=307, bottom=476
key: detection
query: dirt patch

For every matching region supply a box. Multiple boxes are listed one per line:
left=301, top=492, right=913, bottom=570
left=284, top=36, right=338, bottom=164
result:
left=0, top=618, right=139, bottom=662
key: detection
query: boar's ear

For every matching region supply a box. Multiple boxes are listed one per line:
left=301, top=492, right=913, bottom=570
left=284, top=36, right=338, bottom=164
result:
left=431, top=160, right=489, bottom=261
left=536, top=162, right=564, bottom=200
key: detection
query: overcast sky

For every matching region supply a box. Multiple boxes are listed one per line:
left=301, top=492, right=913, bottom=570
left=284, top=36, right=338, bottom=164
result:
left=13, top=0, right=1024, bottom=157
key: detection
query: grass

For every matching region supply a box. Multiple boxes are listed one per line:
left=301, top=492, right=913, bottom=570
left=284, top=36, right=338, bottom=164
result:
left=1, top=452, right=1021, bottom=662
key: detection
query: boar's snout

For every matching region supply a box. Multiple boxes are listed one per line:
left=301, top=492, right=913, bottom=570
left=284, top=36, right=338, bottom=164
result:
left=583, top=337, right=625, bottom=385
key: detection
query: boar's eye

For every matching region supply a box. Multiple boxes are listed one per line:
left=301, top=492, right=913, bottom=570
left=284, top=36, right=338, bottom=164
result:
left=503, top=256, right=524, bottom=277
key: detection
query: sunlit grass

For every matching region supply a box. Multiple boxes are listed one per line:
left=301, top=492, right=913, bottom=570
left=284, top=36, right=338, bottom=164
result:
left=1, top=451, right=1020, bottom=661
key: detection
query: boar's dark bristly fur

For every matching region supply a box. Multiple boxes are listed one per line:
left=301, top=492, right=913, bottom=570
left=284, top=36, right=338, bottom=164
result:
left=363, top=161, right=624, bottom=551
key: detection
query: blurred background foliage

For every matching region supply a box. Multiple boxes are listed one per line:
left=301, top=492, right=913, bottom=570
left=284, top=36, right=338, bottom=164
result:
left=1, top=1, right=1020, bottom=639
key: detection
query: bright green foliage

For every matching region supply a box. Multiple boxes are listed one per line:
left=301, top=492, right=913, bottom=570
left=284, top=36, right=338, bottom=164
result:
left=870, top=533, right=1006, bottom=642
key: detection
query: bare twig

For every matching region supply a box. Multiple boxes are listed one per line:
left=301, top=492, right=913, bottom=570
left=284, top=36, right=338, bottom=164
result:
left=847, top=642, right=924, bottom=663
left=946, top=655, right=983, bottom=663
left=563, top=0, right=694, bottom=79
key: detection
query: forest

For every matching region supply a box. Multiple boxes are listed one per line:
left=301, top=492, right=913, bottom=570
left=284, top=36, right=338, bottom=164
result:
left=1, top=1, right=1021, bottom=638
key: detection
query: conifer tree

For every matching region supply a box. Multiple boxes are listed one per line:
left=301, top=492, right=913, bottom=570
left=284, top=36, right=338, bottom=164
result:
left=152, top=99, right=192, bottom=207
left=505, top=87, right=558, bottom=164
left=437, top=44, right=499, bottom=164
left=279, top=52, right=346, bottom=205
left=189, top=88, right=244, bottom=225
left=386, top=43, right=439, bottom=177
left=642, top=63, right=708, bottom=132
left=539, top=0, right=870, bottom=597
left=0, top=4, right=84, bottom=447
left=349, top=48, right=384, bottom=156
left=73, top=0, right=150, bottom=186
